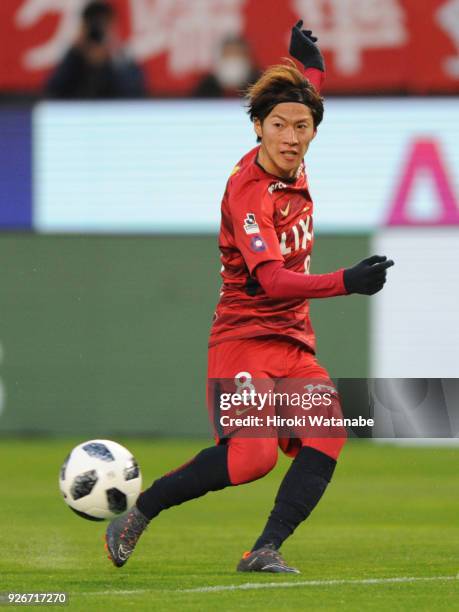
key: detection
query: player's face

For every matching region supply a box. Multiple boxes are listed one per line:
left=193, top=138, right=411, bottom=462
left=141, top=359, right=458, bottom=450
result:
left=254, top=103, right=316, bottom=179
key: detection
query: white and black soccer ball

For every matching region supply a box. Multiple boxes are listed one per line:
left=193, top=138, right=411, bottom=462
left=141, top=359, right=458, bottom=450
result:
left=59, top=439, right=142, bottom=521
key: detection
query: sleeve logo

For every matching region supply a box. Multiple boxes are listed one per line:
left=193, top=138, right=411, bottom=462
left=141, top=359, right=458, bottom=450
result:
left=243, top=213, right=260, bottom=235
left=250, top=235, right=267, bottom=252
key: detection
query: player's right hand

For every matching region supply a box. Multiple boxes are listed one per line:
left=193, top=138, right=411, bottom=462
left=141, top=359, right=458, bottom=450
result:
left=343, top=255, right=394, bottom=295
left=289, top=20, right=325, bottom=71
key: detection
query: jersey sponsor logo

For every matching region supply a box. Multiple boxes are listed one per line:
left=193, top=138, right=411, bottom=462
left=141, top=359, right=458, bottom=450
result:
left=250, top=235, right=266, bottom=252
left=280, top=202, right=291, bottom=217
left=279, top=216, right=313, bottom=255
left=268, top=181, right=288, bottom=194
left=243, top=212, right=260, bottom=235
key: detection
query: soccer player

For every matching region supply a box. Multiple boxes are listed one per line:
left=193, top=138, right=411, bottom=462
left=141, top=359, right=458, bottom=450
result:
left=105, top=21, right=394, bottom=573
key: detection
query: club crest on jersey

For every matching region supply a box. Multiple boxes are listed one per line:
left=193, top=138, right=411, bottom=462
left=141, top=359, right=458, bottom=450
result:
left=243, top=213, right=260, bottom=235
left=250, top=235, right=266, bottom=252
left=268, top=181, right=288, bottom=194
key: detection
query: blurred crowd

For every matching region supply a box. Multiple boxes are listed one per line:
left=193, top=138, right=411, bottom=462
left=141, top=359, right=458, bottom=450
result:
left=44, top=1, right=259, bottom=100
left=2, top=0, right=458, bottom=102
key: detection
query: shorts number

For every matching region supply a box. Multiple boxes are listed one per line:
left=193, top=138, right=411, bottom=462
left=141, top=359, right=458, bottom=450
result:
left=234, top=371, right=255, bottom=396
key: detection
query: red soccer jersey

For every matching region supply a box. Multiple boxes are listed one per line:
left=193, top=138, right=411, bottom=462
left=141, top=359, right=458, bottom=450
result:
left=209, top=145, right=326, bottom=352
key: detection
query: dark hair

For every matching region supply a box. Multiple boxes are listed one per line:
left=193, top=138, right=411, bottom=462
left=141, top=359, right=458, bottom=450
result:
left=82, top=1, right=114, bottom=23
left=246, top=59, right=324, bottom=138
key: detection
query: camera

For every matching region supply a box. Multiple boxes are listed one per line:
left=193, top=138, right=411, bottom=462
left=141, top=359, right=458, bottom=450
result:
left=83, top=2, right=114, bottom=45
left=87, top=22, right=106, bottom=44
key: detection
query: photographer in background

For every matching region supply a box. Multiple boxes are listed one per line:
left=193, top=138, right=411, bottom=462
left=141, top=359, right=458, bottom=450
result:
left=45, top=1, right=146, bottom=99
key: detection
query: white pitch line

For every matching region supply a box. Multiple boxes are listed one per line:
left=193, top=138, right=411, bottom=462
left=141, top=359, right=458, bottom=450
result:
left=180, top=575, right=458, bottom=594
left=86, top=575, right=458, bottom=597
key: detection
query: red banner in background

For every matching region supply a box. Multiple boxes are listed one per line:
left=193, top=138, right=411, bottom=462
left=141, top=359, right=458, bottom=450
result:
left=1, top=0, right=459, bottom=95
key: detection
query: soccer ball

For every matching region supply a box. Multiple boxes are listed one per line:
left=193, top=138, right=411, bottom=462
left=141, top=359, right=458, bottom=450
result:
left=59, top=439, right=142, bottom=521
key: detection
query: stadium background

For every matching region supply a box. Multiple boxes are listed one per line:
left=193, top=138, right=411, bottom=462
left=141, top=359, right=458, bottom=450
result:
left=1, top=0, right=458, bottom=436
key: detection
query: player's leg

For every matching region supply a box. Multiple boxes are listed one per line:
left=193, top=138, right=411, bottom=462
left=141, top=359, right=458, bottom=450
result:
left=105, top=339, right=279, bottom=567
left=105, top=436, right=278, bottom=567
left=236, top=436, right=337, bottom=574
left=248, top=444, right=340, bottom=553
left=136, top=339, right=279, bottom=511
left=136, top=435, right=278, bottom=518
left=242, top=344, right=346, bottom=564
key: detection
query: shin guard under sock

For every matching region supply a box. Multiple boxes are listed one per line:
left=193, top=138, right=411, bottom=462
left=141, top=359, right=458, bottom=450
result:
left=136, top=445, right=231, bottom=520
left=252, top=446, right=336, bottom=551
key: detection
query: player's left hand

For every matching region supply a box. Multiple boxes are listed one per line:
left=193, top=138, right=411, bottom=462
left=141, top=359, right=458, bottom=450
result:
left=289, top=20, right=325, bottom=72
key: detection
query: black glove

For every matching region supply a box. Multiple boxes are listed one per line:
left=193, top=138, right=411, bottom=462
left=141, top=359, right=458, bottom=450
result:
left=289, top=20, right=325, bottom=71
left=343, top=255, right=394, bottom=296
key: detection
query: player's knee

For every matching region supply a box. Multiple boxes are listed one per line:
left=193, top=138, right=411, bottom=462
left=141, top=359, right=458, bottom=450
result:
left=228, top=438, right=278, bottom=485
left=251, top=440, right=278, bottom=478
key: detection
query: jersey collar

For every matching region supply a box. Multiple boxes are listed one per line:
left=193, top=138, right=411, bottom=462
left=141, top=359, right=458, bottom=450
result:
left=250, top=145, right=307, bottom=187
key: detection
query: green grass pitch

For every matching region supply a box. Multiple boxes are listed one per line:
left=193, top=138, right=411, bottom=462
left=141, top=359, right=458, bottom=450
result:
left=1, top=439, right=458, bottom=611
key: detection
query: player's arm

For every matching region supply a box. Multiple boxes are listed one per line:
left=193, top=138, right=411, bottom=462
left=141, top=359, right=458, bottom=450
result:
left=255, top=256, right=395, bottom=299
left=231, top=183, right=394, bottom=298
left=289, top=20, right=325, bottom=92
left=230, top=183, right=284, bottom=275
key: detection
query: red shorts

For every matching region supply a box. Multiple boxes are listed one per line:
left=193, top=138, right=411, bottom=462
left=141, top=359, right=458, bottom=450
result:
left=207, top=337, right=346, bottom=460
